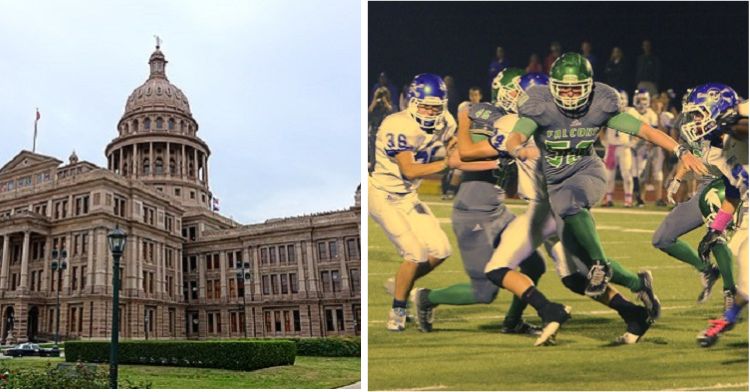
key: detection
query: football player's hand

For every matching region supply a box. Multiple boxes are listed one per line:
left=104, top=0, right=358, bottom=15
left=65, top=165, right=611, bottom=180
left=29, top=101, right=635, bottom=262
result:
left=446, top=148, right=462, bottom=169
left=680, top=152, right=708, bottom=175
left=666, top=178, right=681, bottom=205
left=516, top=146, right=540, bottom=162
left=698, top=229, right=726, bottom=264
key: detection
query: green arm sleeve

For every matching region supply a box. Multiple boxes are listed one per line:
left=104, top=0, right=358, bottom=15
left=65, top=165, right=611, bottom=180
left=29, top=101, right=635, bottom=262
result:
left=606, top=112, right=643, bottom=136
left=512, top=117, right=539, bottom=137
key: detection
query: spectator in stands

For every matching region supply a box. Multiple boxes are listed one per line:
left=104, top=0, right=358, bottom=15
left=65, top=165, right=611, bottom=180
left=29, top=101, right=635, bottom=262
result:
left=544, top=41, right=562, bottom=73
left=635, top=39, right=661, bottom=97
left=444, top=75, right=459, bottom=117
left=398, top=84, right=410, bottom=111
left=370, top=72, right=398, bottom=107
left=368, top=86, right=394, bottom=172
left=581, top=40, right=598, bottom=76
left=603, top=46, right=629, bottom=91
left=488, top=46, right=510, bottom=87
left=525, top=53, right=543, bottom=73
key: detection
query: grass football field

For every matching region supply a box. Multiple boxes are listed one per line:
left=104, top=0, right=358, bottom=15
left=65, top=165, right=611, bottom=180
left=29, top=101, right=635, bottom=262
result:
left=368, top=195, right=748, bottom=391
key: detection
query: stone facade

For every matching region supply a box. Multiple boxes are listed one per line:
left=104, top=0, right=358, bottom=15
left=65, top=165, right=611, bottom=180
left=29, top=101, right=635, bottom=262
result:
left=0, top=45, right=360, bottom=343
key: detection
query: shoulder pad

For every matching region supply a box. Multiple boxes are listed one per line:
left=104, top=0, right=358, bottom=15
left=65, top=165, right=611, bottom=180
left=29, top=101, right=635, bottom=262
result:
left=593, top=83, right=620, bottom=114
left=518, top=85, right=549, bottom=118
left=468, top=102, right=501, bottom=121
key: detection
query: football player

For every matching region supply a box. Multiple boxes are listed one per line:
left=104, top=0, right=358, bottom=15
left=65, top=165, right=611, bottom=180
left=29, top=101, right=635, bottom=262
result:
left=369, top=73, right=460, bottom=331
left=502, top=53, right=707, bottom=299
left=601, top=89, right=634, bottom=207
left=459, top=72, right=660, bottom=344
left=629, top=89, right=662, bottom=207
left=411, top=69, right=549, bottom=338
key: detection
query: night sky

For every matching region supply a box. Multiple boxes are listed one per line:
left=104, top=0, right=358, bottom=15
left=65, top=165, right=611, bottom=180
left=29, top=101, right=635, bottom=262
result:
left=369, top=1, right=749, bottom=102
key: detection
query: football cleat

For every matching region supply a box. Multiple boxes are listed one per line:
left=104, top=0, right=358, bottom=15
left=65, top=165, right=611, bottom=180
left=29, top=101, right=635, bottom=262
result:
left=697, top=318, right=733, bottom=347
left=697, top=266, right=720, bottom=303
left=723, top=290, right=736, bottom=314
left=603, top=201, right=614, bottom=208
left=615, top=306, right=652, bottom=344
left=534, top=304, right=572, bottom=346
left=585, top=261, right=612, bottom=297
left=655, top=200, right=667, bottom=207
left=384, top=278, right=415, bottom=323
left=387, top=307, right=407, bottom=332
left=500, top=319, right=543, bottom=336
left=635, top=197, right=645, bottom=208
left=413, top=288, right=435, bottom=332
left=636, top=270, right=661, bottom=322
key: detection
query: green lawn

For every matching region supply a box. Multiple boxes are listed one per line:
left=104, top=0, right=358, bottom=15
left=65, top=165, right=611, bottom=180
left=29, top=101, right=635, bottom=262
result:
left=369, top=200, right=748, bottom=391
left=1, top=356, right=360, bottom=389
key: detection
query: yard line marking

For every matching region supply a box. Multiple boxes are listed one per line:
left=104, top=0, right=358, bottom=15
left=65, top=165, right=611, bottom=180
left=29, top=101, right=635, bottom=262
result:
left=664, top=382, right=749, bottom=391
left=425, top=201, right=670, bottom=216
left=367, top=305, right=693, bottom=324
left=376, top=385, right=448, bottom=391
left=369, top=270, right=463, bottom=276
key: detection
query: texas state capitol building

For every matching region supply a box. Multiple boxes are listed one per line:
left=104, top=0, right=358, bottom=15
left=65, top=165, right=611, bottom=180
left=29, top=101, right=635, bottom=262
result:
left=0, top=45, right=361, bottom=343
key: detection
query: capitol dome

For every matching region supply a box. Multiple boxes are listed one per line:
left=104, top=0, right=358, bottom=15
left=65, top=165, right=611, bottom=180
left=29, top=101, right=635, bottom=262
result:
left=123, top=47, right=192, bottom=116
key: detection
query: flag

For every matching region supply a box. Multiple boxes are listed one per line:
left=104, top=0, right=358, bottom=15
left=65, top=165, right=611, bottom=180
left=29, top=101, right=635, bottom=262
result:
left=212, top=197, right=220, bottom=212
left=33, top=108, right=40, bottom=152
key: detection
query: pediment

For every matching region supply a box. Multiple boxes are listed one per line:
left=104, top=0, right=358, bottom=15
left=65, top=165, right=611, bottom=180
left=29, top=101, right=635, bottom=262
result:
left=0, top=150, right=62, bottom=176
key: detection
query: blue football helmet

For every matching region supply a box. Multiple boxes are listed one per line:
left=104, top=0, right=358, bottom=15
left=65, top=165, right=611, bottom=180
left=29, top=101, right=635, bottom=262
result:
left=407, top=73, right=448, bottom=132
left=633, top=88, right=650, bottom=113
left=680, top=83, right=739, bottom=142
left=519, top=72, right=549, bottom=91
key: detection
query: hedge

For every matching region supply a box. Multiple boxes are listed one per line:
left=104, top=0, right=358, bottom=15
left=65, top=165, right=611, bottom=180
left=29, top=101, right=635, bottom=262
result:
left=286, top=337, right=360, bottom=357
left=64, top=340, right=296, bottom=371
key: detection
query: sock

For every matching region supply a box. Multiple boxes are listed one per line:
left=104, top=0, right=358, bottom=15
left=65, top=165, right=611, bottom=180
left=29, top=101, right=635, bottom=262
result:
left=712, top=243, right=736, bottom=291
left=507, top=253, right=546, bottom=324
left=633, top=177, right=640, bottom=196
left=609, top=293, right=642, bottom=319
left=710, top=210, right=733, bottom=232
left=521, top=286, right=549, bottom=313
left=608, top=258, right=643, bottom=292
left=392, top=299, right=407, bottom=309
left=563, top=210, right=607, bottom=265
left=663, top=240, right=709, bottom=272
left=724, top=302, right=745, bottom=324
left=625, top=193, right=632, bottom=205
left=427, top=283, right=477, bottom=305
left=606, top=193, right=613, bottom=203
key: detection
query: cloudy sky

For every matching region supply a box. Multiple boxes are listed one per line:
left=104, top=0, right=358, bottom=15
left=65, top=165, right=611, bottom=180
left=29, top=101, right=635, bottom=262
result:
left=0, top=0, right=361, bottom=223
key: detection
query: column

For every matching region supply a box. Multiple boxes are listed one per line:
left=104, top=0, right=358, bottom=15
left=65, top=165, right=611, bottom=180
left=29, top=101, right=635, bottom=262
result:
left=132, top=144, right=137, bottom=178
left=166, top=142, right=171, bottom=176
left=119, top=148, right=124, bottom=175
left=86, top=230, right=94, bottom=294
left=338, top=238, right=350, bottom=294
left=175, top=248, right=182, bottom=301
left=0, top=235, right=9, bottom=290
left=158, top=243, right=165, bottom=296
left=134, top=143, right=140, bottom=177
left=202, top=153, right=208, bottom=185
left=63, top=233, right=72, bottom=294
left=136, top=237, right=143, bottom=296
left=198, top=254, right=206, bottom=301
left=252, top=247, right=261, bottom=296
left=149, top=142, right=154, bottom=178
left=193, top=148, right=198, bottom=179
left=94, top=229, right=107, bottom=293
left=305, top=241, right=318, bottom=292
left=296, top=244, right=306, bottom=296
left=181, top=145, right=186, bottom=180
left=41, top=236, right=51, bottom=291
left=219, top=251, right=227, bottom=300
left=242, top=247, right=252, bottom=301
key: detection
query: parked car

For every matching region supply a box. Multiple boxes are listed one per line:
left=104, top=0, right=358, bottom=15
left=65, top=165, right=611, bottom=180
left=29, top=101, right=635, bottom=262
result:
left=3, top=343, right=59, bottom=357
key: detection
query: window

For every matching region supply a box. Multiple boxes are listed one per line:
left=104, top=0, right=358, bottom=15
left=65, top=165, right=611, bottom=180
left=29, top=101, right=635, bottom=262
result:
left=331, top=270, right=341, bottom=292
left=260, top=248, right=268, bottom=265
left=114, top=195, right=127, bottom=217
left=156, top=117, right=163, bottom=129
left=290, top=273, right=298, bottom=293
left=142, top=205, right=155, bottom=225
left=74, top=194, right=89, bottom=215
left=190, top=281, right=198, bottom=299
left=81, top=266, right=87, bottom=290
left=271, top=275, right=279, bottom=294
left=229, top=278, right=236, bottom=298
left=287, top=245, right=296, bottom=262
left=280, top=274, right=288, bottom=294
left=325, top=307, right=345, bottom=332
left=207, top=311, right=221, bottom=334
left=293, top=310, right=301, bottom=332
left=321, top=271, right=331, bottom=293
left=155, top=158, right=164, bottom=175
left=144, top=118, right=151, bottom=130
left=318, top=242, right=327, bottom=260
left=278, top=246, right=286, bottom=264
left=284, top=311, right=291, bottom=332
left=346, top=238, right=360, bottom=260
left=269, top=247, right=276, bottom=264
left=168, top=308, right=176, bottom=336
left=168, top=118, right=175, bottom=130
left=329, top=241, right=338, bottom=260
left=165, top=214, right=174, bottom=232
left=143, top=158, right=150, bottom=175
left=274, top=311, right=281, bottom=332
left=349, top=269, right=360, bottom=292
left=207, top=280, right=214, bottom=299
left=265, top=311, right=272, bottom=333
left=30, top=271, right=36, bottom=291
left=214, top=279, right=221, bottom=299
left=262, top=275, right=270, bottom=295
left=72, top=267, right=78, bottom=290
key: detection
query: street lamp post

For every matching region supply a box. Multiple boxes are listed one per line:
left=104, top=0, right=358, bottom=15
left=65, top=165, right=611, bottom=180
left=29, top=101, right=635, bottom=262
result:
left=235, top=261, right=251, bottom=338
left=50, top=248, right=67, bottom=350
left=107, top=227, right=127, bottom=390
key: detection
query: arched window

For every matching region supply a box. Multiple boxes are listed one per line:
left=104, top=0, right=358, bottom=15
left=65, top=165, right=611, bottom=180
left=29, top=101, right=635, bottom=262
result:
left=180, top=120, right=185, bottom=132
left=144, top=118, right=151, bottom=130
left=168, top=118, right=175, bottom=130
left=125, top=123, right=130, bottom=133
left=132, top=120, right=139, bottom=132
left=156, top=117, right=163, bottom=129
left=169, top=159, right=176, bottom=175
left=143, top=158, right=150, bottom=175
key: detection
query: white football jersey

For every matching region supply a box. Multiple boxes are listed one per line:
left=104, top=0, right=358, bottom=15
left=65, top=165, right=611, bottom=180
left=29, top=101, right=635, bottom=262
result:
left=369, top=110, right=457, bottom=194
left=693, top=134, right=748, bottom=192
left=488, top=113, right=547, bottom=201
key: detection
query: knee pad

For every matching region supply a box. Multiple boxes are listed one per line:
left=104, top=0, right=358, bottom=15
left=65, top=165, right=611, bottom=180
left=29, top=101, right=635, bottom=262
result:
left=485, top=267, right=511, bottom=288
left=562, top=274, right=588, bottom=295
left=520, top=252, right=546, bottom=282
left=651, top=226, right=675, bottom=250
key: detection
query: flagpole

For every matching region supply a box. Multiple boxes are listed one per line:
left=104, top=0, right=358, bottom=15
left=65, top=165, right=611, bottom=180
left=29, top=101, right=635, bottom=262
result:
left=33, top=108, right=40, bottom=153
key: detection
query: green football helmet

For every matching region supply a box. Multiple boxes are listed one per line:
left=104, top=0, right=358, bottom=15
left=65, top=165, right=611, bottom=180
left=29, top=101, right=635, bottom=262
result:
left=491, top=67, right=524, bottom=113
left=698, top=178, right=738, bottom=230
left=549, top=52, right=594, bottom=111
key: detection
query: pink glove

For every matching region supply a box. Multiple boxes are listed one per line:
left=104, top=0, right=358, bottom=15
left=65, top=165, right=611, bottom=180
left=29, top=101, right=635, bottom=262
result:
left=604, top=145, right=617, bottom=170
